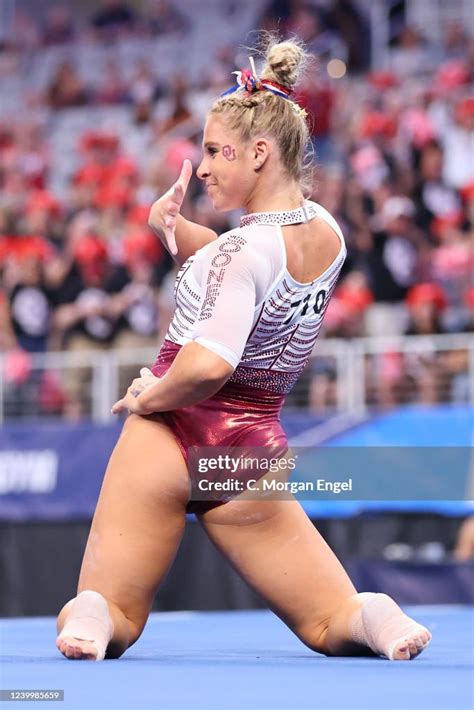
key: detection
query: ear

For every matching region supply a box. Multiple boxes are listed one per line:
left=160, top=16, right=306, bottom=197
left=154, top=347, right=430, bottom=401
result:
left=253, top=139, right=270, bottom=170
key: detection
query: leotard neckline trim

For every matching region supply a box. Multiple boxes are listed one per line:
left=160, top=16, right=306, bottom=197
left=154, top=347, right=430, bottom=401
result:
left=240, top=201, right=319, bottom=228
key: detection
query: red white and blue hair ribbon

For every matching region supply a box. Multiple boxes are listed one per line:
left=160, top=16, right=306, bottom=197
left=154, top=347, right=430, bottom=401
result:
left=221, top=56, right=292, bottom=99
left=221, top=70, right=292, bottom=99
left=220, top=56, right=307, bottom=119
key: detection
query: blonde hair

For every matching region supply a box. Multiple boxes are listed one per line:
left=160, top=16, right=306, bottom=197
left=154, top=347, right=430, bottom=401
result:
left=210, top=37, right=314, bottom=193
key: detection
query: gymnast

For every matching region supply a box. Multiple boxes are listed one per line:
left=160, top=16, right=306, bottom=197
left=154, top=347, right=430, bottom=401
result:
left=56, top=37, right=431, bottom=662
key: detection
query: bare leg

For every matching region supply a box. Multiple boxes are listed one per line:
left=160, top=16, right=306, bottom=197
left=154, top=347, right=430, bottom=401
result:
left=56, top=414, right=189, bottom=660
left=198, top=498, right=357, bottom=651
left=199, top=497, right=431, bottom=659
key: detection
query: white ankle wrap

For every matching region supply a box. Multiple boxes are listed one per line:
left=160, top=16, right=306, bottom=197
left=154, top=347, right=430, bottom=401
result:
left=58, top=590, right=113, bottom=661
left=350, top=592, right=430, bottom=660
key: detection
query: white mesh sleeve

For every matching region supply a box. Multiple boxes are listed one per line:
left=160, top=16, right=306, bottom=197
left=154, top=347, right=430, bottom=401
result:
left=191, top=231, right=272, bottom=368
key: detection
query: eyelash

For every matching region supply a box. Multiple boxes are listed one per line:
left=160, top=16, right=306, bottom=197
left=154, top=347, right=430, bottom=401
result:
left=207, top=147, right=218, bottom=157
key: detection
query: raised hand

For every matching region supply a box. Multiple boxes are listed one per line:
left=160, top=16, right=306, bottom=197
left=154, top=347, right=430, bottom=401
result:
left=149, top=159, right=193, bottom=255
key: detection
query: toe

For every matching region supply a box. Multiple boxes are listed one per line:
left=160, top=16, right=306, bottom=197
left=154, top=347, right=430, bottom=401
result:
left=391, top=641, right=410, bottom=660
left=414, top=635, right=425, bottom=651
left=57, top=635, right=98, bottom=661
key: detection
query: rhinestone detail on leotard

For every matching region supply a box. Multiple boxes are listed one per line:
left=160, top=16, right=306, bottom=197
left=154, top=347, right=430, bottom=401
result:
left=229, top=365, right=299, bottom=393
left=240, top=202, right=319, bottom=228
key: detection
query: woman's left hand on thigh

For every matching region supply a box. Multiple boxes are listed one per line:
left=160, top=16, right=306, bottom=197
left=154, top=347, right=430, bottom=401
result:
left=111, top=368, right=159, bottom=415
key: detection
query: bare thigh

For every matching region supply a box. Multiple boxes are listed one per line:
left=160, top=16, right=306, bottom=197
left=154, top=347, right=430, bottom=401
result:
left=198, top=497, right=356, bottom=650
left=77, top=413, right=190, bottom=640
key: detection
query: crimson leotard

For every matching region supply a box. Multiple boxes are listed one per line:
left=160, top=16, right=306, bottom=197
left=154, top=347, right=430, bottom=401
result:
left=151, top=201, right=346, bottom=512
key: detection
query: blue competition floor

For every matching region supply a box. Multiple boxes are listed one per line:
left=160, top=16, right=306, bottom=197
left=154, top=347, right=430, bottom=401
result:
left=1, top=607, right=473, bottom=710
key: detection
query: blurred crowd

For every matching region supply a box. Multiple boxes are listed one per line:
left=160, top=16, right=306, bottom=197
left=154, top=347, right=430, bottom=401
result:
left=0, top=0, right=473, bottom=417
left=7, top=0, right=191, bottom=52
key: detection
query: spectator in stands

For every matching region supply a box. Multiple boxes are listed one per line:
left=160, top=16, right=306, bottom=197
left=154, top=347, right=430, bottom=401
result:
left=94, top=58, right=129, bottom=105
left=462, top=287, right=474, bottom=333
left=10, top=10, right=40, bottom=51
left=52, top=232, right=126, bottom=347
left=410, top=355, right=445, bottom=405
left=111, top=229, right=166, bottom=394
left=405, top=283, right=446, bottom=336
left=73, top=132, right=138, bottom=217
left=144, top=0, right=190, bottom=37
left=403, top=288, right=467, bottom=406
left=6, top=123, right=50, bottom=191
left=258, top=0, right=295, bottom=33
left=297, top=72, right=336, bottom=164
left=0, top=290, right=15, bottom=351
left=323, top=270, right=373, bottom=339
left=307, top=269, right=372, bottom=409
left=47, top=62, right=89, bottom=110
left=441, top=343, right=471, bottom=405
left=153, top=74, right=194, bottom=138
left=389, top=25, right=437, bottom=78
left=442, top=97, right=474, bottom=190
left=363, top=196, right=422, bottom=336
left=441, top=22, right=471, bottom=62
left=25, top=190, right=64, bottom=246
left=52, top=232, right=128, bottom=418
left=412, top=140, right=461, bottom=240
left=348, top=142, right=391, bottom=196
left=308, top=358, right=338, bottom=412
left=430, top=215, right=472, bottom=306
left=90, top=0, right=137, bottom=40
left=1, top=236, right=53, bottom=353
left=312, top=165, right=346, bottom=223
left=287, top=4, right=347, bottom=64
left=0, top=236, right=55, bottom=416
left=366, top=351, right=413, bottom=408
left=42, top=5, right=75, bottom=46
left=129, top=60, right=166, bottom=124
left=329, top=0, right=371, bottom=72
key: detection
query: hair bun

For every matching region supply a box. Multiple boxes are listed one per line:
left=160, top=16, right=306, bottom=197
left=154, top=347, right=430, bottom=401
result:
left=262, top=40, right=306, bottom=90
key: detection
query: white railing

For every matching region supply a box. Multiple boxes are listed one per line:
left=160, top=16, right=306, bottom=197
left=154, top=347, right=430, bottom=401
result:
left=0, top=333, right=472, bottom=424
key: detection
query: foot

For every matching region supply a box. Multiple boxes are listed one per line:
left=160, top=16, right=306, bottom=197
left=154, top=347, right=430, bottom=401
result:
left=56, top=591, right=113, bottom=661
left=56, top=635, right=102, bottom=661
left=360, top=593, right=432, bottom=661
left=385, top=624, right=432, bottom=661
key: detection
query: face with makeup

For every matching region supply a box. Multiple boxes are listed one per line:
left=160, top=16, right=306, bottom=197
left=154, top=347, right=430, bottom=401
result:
left=197, top=114, right=268, bottom=211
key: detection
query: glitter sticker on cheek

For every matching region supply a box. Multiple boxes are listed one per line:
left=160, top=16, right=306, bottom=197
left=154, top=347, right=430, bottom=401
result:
left=222, top=145, right=237, bottom=161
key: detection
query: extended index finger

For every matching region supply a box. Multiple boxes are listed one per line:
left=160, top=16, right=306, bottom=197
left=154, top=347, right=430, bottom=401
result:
left=172, top=159, right=193, bottom=204
left=111, top=398, right=125, bottom=414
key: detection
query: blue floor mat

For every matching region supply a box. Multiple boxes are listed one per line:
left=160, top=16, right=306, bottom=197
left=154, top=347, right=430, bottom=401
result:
left=1, top=606, right=473, bottom=710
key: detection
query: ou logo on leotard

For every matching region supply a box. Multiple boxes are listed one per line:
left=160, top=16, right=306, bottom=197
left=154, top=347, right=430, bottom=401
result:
left=284, top=288, right=327, bottom=325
